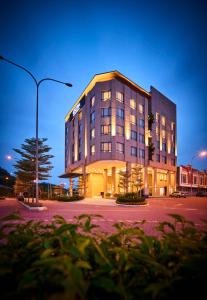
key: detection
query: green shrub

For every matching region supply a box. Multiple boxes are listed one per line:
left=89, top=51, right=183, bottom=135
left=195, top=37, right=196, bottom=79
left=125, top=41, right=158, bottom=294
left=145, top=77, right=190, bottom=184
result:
left=57, top=195, right=84, bottom=202
left=116, top=192, right=146, bottom=204
left=0, top=214, right=207, bottom=300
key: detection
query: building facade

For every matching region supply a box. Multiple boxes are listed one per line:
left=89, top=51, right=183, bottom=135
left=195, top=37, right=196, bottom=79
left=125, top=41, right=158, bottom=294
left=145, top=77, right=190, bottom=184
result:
left=62, top=71, right=177, bottom=197
left=177, top=165, right=207, bottom=194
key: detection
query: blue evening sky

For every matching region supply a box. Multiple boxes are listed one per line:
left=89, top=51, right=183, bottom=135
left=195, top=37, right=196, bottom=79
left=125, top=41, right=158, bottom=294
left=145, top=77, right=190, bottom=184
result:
left=0, top=0, right=207, bottom=185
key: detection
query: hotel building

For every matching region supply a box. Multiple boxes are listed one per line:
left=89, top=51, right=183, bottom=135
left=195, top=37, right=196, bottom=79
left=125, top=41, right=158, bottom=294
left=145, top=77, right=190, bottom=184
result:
left=61, top=71, right=177, bottom=197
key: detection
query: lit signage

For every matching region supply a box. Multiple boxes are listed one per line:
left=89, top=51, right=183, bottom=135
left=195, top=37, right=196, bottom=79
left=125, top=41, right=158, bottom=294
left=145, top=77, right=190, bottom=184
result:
left=72, top=103, right=80, bottom=117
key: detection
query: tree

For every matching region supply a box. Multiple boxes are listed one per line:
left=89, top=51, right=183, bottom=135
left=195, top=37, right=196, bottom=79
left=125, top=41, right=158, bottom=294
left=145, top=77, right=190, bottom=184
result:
left=131, top=165, right=143, bottom=196
left=13, top=138, right=54, bottom=195
left=0, top=167, right=16, bottom=188
left=118, top=170, right=131, bottom=194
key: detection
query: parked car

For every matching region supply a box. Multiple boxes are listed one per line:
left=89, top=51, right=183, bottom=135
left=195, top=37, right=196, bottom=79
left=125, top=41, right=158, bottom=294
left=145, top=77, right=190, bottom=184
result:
left=170, top=191, right=186, bottom=198
left=196, top=191, right=207, bottom=197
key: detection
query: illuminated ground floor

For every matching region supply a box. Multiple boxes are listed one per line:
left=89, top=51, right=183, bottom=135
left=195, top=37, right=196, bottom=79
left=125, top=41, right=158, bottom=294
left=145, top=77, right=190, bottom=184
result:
left=62, top=160, right=176, bottom=198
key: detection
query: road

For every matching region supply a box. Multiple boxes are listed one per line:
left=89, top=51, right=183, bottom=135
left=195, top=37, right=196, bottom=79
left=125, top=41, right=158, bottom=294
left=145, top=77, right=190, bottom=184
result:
left=0, top=197, right=207, bottom=234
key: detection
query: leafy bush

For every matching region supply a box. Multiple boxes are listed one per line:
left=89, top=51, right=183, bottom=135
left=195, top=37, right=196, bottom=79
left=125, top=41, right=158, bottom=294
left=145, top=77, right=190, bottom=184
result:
left=57, top=195, right=84, bottom=202
left=0, top=214, right=207, bottom=300
left=116, top=192, right=146, bottom=204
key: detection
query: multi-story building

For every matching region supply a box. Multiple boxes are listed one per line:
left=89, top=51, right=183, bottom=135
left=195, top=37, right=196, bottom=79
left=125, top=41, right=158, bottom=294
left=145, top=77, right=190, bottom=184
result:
left=61, top=71, right=177, bottom=197
left=177, top=165, right=207, bottom=194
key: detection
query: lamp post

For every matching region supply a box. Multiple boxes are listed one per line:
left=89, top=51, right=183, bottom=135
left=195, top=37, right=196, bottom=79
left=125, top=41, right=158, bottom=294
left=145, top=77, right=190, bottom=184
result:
left=0, top=55, right=72, bottom=204
left=190, top=151, right=207, bottom=196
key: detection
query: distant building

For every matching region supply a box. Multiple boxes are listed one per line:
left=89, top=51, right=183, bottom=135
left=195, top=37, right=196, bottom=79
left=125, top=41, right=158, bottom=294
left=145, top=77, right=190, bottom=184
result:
left=61, top=71, right=177, bottom=197
left=177, top=165, right=207, bottom=194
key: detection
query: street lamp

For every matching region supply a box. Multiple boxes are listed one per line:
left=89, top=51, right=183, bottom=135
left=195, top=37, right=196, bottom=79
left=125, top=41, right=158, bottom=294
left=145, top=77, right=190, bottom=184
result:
left=0, top=55, right=72, bottom=204
left=190, top=151, right=207, bottom=196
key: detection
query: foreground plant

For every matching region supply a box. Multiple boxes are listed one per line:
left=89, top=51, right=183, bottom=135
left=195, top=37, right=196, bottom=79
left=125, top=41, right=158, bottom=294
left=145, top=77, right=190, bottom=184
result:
left=0, top=214, right=207, bottom=300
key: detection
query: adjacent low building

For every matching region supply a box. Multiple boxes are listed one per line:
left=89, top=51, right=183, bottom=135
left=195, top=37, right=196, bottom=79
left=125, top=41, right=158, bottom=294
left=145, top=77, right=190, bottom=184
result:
left=61, top=71, right=177, bottom=197
left=177, top=165, right=207, bottom=194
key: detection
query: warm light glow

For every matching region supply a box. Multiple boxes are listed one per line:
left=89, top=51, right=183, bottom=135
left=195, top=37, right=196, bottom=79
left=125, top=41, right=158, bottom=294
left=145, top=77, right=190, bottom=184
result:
left=199, top=151, right=207, bottom=157
left=65, top=70, right=150, bottom=121
left=111, top=109, right=116, bottom=136
left=6, top=155, right=12, bottom=160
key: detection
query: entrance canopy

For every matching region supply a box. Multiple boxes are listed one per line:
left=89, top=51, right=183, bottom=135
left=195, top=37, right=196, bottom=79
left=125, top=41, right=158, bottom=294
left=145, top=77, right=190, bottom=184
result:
left=59, top=172, right=82, bottom=179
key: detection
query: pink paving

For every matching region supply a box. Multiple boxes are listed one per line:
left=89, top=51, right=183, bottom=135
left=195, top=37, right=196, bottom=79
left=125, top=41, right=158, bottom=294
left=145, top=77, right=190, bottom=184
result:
left=0, top=197, right=207, bottom=234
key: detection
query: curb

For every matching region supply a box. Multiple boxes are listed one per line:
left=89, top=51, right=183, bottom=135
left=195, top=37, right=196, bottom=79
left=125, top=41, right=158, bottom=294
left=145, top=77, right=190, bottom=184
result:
left=116, top=203, right=149, bottom=207
left=18, top=200, right=47, bottom=211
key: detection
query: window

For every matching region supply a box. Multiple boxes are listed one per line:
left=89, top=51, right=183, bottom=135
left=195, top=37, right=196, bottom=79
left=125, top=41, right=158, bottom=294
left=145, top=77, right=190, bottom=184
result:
left=171, top=158, right=176, bottom=166
left=116, top=125, right=124, bottom=136
left=131, top=146, right=137, bottom=157
left=139, top=149, right=145, bottom=159
left=161, top=116, right=166, bottom=126
left=193, top=176, right=197, bottom=184
left=78, top=111, right=82, bottom=121
left=181, top=174, right=187, bottom=183
left=78, top=152, right=81, bottom=161
left=91, top=96, right=95, bottom=107
left=156, top=126, right=159, bottom=135
left=171, top=122, right=175, bottom=131
left=138, top=133, right=145, bottom=144
left=162, top=142, right=167, bottom=152
left=157, top=140, right=160, bottom=149
left=160, top=173, right=167, bottom=181
left=116, top=91, right=124, bottom=103
left=101, top=108, right=111, bottom=117
left=101, top=91, right=111, bottom=101
left=116, top=108, right=124, bottom=119
left=138, top=119, right=145, bottom=128
left=101, top=125, right=111, bottom=135
left=138, top=104, right=144, bottom=114
left=162, top=156, right=167, bottom=164
left=156, top=112, right=159, bottom=122
left=78, top=123, right=82, bottom=134
left=131, top=130, right=137, bottom=141
left=171, top=134, right=175, bottom=143
left=78, top=138, right=81, bottom=147
left=90, top=145, right=95, bottom=155
left=130, top=99, right=136, bottom=109
left=171, top=147, right=175, bottom=155
left=130, top=114, right=136, bottom=125
left=101, top=142, right=111, bottom=152
left=156, top=154, right=160, bottom=162
left=162, top=130, right=166, bottom=139
left=90, top=111, right=95, bottom=125
left=116, top=142, right=124, bottom=154
left=90, top=128, right=95, bottom=139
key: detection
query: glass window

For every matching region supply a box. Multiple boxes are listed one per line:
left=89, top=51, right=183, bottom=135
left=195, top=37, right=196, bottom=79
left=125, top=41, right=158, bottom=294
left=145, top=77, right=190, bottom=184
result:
left=90, top=128, right=95, bottom=139
left=116, top=125, right=124, bottom=136
left=116, top=142, right=124, bottom=153
left=101, top=108, right=111, bottom=117
left=131, top=146, right=137, bottom=157
left=90, top=111, right=95, bottom=125
left=91, top=96, right=95, bottom=107
left=131, top=130, right=137, bottom=141
left=78, top=123, right=82, bottom=134
left=162, top=156, right=167, bottom=164
left=171, top=158, right=176, bottom=166
left=138, top=119, right=145, bottom=128
left=162, top=142, right=167, bottom=152
left=139, top=149, right=145, bottom=159
left=171, top=122, right=175, bottom=131
left=138, top=104, right=144, bottom=114
left=156, top=154, right=160, bottom=162
left=130, top=99, right=136, bottom=109
left=156, top=126, right=159, bottom=135
left=116, top=91, right=124, bottom=103
left=116, top=108, right=124, bottom=119
left=101, top=142, right=111, bottom=152
left=101, top=91, right=111, bottom=101
left=156, top=112, right=159, bottom=122
left=157, top=140, right=160, bottom=149
left=138, top=133, right=144, bottom=144
left=78, top=111, right=82, bottom=121
left=90, top=145, right=95, bottom=155
left=101, top=125, right=111, bottom=135
left=161, top=116, right=166, bottom=126
left=162, top=130, right=166, bottom=139
left=130, top=114, right=136, bottom=125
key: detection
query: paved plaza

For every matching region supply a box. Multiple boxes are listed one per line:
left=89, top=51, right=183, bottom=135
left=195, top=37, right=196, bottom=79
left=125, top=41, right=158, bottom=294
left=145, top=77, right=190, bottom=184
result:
left=0, top=197, right=207, bottom=234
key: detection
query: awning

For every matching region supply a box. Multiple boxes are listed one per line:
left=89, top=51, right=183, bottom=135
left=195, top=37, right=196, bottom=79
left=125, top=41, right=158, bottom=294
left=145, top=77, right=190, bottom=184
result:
left=59, top=172, right=83, bottom=179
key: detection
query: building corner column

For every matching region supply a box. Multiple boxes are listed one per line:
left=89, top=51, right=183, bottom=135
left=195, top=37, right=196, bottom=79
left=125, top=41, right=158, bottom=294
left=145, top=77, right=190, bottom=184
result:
left=104, top=169, right=108, bottom=196
left=112, top=167, right=116, bottom=195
